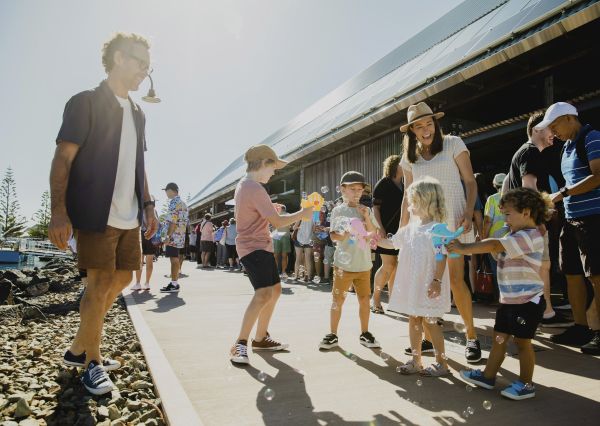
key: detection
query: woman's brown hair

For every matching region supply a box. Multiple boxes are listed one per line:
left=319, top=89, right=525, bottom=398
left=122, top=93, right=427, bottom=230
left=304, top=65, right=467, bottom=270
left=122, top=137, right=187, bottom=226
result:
left=402, top=117, right=445, bottom=164
left=382, top=155, right=401, bottom=179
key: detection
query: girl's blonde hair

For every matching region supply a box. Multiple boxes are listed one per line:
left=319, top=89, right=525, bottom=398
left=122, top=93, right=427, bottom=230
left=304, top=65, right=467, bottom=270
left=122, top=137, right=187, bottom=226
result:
left=407, top=177, right=446, bottom=222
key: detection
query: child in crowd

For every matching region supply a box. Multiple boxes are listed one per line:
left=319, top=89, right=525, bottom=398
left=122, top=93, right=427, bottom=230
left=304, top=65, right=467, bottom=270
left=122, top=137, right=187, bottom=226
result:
left=319, top=171, right=380, bottom=350
left=230, top=145, right=312, bottom=365
left=448, top=187, right=552, bottom=400
left=378, top=177, right=451, bottom=376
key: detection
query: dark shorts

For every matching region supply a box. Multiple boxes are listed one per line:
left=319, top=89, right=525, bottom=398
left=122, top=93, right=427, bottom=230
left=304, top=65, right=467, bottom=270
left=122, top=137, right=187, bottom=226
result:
left=560, top=214, right=600, bottom=277
left=76, top=226, right=141, bottom=271
left=200, top=240, right=215, bottom=253
left=375, top=246, right=399, bottom=256
left=165, top=245, right=181, bottom=258
left=226, top=244, right=237, bottom=259
left=294, top=240, right=312, bottom=249
left=494, top=298, right=545, bottom=339
left=240, top=250, right=280, bottom=290
left=141, top=238, right=157, bottom=256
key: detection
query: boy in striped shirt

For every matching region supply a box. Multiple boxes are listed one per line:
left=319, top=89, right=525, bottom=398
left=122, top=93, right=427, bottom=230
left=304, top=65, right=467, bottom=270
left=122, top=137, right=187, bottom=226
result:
left=447, top=188, right=552, bottom=400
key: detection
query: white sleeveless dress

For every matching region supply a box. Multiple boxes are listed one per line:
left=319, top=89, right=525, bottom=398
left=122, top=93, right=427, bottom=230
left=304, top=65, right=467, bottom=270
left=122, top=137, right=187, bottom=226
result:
left=400, top=135, right=476, bottom=244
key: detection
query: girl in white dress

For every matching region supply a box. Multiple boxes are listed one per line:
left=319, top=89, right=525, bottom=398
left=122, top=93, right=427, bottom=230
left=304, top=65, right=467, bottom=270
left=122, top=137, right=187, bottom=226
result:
left=379, top=177, right=451, bottom=376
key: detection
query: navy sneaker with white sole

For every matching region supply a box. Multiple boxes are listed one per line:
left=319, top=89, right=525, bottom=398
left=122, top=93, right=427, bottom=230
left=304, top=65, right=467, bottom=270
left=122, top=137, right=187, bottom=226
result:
left=160, top=283, right=180, bottom=293
left=63, top=350, right=121, bottom=371
left=81, top=361, right=114, bottom=396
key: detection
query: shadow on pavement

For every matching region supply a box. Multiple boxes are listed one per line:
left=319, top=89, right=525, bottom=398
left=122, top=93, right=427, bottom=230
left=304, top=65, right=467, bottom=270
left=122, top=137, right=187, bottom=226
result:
left=149, top=292, right=186, bottom=313
left=250, top=353, right=419, bottom=426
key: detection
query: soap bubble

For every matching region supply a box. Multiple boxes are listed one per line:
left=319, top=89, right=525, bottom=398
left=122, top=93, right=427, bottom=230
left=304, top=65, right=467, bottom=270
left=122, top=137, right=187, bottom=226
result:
left=338, top=251, right=352, bottom=264
left=257, top=371, right=267, bottom=382
left=380, top=352, right=390, bottom=361
left=331, top=302, right=338, bottom=310
left=517, top=317, right=526, bottom=325
left=425, top=316, right=437, bottom=324
left=396, top=366, right=403, bottom=373
left=321, top=186, right=329, bottom=194
left=467, top=406, right=474, bottom=415
left=301, top=191, right=307, bottom=199
left=483, top=400, right=492, bottom=410
left=387, top=233, right=394, bottom=239
left=462, top=411, right=469, bottom=418
left=323, top=259, right=329, bottom=265
left=465, top=385, right=473, bottom=392
left=312, top=276, right=321, bottom=284
left=314, top=252, right=320, bottom=259
left=453, top=322, right=466, bottom=333
left=447, top=418, right=455, bottom=425
left=334, top=289, right=339, bottom=295
left=440, top=353, right=448, bottom=360
left=495, top=335, right=505, bottom=344
left=416, top=379, right=423, bottom=386
left=263, top=388, right=275, bottom=401
left=335, top=186, right=341, bottom=193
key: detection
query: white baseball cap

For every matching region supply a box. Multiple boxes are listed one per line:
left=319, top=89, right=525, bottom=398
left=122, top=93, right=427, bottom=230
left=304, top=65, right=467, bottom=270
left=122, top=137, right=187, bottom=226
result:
left=534, top=102, right=578, bottom=130
left=493, top=173, right=507, bottom=187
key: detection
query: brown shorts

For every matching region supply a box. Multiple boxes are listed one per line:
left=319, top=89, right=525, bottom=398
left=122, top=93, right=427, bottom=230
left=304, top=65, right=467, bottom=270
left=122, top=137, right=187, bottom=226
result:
left=76, top=226, right=141, bottom=271
left=332, top=268, right=371, bottom=297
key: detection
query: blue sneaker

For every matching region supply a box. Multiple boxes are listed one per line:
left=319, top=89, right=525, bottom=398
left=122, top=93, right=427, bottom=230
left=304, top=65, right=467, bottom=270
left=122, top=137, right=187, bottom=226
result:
left=81, top=361, right=114, bottom=396
left=501, top=380, right=535, bottom=400
left=460, top=369, right=495, bottom=389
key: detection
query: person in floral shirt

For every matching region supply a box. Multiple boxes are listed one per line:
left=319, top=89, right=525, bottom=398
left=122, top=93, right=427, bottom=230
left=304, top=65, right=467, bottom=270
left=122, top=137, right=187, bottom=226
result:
left=160, top=182, right=189, bottom=292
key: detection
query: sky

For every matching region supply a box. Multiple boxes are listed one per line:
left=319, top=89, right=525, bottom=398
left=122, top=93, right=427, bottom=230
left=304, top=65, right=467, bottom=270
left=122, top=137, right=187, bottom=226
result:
left=0, top=0, right=462, bottom=225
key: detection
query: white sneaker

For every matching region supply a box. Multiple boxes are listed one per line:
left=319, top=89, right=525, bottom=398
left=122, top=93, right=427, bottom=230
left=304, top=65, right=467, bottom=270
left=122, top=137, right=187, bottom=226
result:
left=230, top=342, right=249, bottom=364
left=142, top=283, right=150, bottom=291
left=131, top=283, right=142, bottom=291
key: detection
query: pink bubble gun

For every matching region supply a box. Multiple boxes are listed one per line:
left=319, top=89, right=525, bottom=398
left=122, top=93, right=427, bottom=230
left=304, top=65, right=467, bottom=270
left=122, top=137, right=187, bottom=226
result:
left=430, top=224, right=464, bottom=260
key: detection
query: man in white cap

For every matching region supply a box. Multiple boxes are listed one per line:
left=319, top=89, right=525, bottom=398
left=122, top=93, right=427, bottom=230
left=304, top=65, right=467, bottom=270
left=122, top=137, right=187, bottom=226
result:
left=535, top=102, right=600, bottom=355
left=505, top=112, right=573, bottom=328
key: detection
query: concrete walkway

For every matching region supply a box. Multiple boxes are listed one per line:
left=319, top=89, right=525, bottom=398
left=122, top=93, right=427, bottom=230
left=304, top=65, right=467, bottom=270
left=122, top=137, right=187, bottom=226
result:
left=124, top=258, right=600, bottom=426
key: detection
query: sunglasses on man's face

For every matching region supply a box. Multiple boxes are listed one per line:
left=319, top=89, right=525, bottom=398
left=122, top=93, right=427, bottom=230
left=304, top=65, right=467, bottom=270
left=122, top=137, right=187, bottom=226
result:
left=124, top=51, right=150, bottom=72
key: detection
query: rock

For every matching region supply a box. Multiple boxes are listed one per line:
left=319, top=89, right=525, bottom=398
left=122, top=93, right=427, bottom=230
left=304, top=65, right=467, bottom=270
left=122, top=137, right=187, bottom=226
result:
left=131, top=381, right=152, bottom=390
left=97, top=406, right=109, bottom=418
left=1, top=270, right=27, bottom=284
left=139, top=408, right=159, bottom=422
left=107, top=404, right=121, bottom=420
left=1, top=421, right=19, bottom=426
left=110, top=421, right=126, bottom=426
left=145, top=420, right=159, bottom=426
left=61, top=388, right=74, bottom=399
left=96, top=421, right=111, bottom=426
left=31, top=348, right=42, bottom=358
left=14, top=397, right=32, bottom=418
left=0, top=279, right=13, bottom=304
left=25, top=283, right=49, bottom=297
left=128, top=342, right=141, bottom=352
left=126, top=400, right=142, bottom=411
left=21, top=307, right=43, bottom=321
left=17, top=419, right=39, bottom=426
left=74, top=414, right=95, bottom=426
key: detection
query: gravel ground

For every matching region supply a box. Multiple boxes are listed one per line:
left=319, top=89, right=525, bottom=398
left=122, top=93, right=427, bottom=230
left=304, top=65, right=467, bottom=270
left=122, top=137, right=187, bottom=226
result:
left=0, top=260, right=165, bottom=426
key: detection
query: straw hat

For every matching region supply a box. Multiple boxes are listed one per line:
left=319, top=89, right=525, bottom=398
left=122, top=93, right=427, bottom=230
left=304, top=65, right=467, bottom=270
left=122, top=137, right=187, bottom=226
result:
left=400, top=102, right=445, bottom=132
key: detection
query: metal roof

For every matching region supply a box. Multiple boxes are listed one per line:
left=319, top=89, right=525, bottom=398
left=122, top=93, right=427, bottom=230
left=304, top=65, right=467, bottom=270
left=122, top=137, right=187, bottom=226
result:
left=189, top=0, right=597, bottom=209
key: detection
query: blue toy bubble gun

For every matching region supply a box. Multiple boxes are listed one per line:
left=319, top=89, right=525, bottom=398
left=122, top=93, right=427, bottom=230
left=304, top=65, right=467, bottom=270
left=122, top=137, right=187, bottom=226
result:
left=430, top=224, right=464, bottom=261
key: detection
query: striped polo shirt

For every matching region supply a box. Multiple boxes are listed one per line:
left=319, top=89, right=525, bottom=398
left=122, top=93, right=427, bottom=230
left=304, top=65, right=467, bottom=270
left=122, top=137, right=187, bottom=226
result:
left=497, top=228, right=544, bottom=304
left=561, top=124, right=600, bottom=219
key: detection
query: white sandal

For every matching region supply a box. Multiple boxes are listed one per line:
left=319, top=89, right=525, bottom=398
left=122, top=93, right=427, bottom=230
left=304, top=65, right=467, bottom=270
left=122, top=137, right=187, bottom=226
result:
left=398, top=360, right=422, bottom=375
left=420, top=362, right=451, bottom=377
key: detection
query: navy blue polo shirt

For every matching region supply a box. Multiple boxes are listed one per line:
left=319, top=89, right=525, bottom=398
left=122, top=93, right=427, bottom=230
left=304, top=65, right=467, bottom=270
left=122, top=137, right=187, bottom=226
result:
left=561, top=124, right=600, bottom=219
left=56, top=80, right=147, bottom=232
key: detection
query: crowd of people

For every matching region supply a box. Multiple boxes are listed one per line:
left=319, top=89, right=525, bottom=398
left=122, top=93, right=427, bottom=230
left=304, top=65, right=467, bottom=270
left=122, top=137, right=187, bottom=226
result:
left=47, top=33, right=599, bottom=400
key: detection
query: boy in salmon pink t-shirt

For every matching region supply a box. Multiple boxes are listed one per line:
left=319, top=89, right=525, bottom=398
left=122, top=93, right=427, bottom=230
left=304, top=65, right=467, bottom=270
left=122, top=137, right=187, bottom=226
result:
left=230, top=145, right=312, bottom=365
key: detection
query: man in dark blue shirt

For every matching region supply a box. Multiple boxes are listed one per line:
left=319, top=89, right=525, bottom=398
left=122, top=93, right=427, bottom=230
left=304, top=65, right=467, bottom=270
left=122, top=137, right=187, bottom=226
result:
left=48, top=33, right=158, bottom=394
left=535, top=102, right=600, bottom=355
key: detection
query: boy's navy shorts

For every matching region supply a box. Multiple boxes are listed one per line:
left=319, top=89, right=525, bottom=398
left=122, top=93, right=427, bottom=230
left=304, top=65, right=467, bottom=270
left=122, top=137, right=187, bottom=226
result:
left=494, top=298, right=545, bottom=339
left=240, top=250, right=280, bottom=290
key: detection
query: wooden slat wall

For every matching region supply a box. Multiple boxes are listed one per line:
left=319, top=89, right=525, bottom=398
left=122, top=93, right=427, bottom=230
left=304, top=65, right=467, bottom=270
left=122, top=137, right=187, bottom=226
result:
left=304, top=131, right=403, bottom=199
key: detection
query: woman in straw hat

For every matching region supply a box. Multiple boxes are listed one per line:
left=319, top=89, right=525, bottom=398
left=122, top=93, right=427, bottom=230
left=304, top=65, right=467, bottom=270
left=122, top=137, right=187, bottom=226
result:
left=398, top=102, right=481, bottom=364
